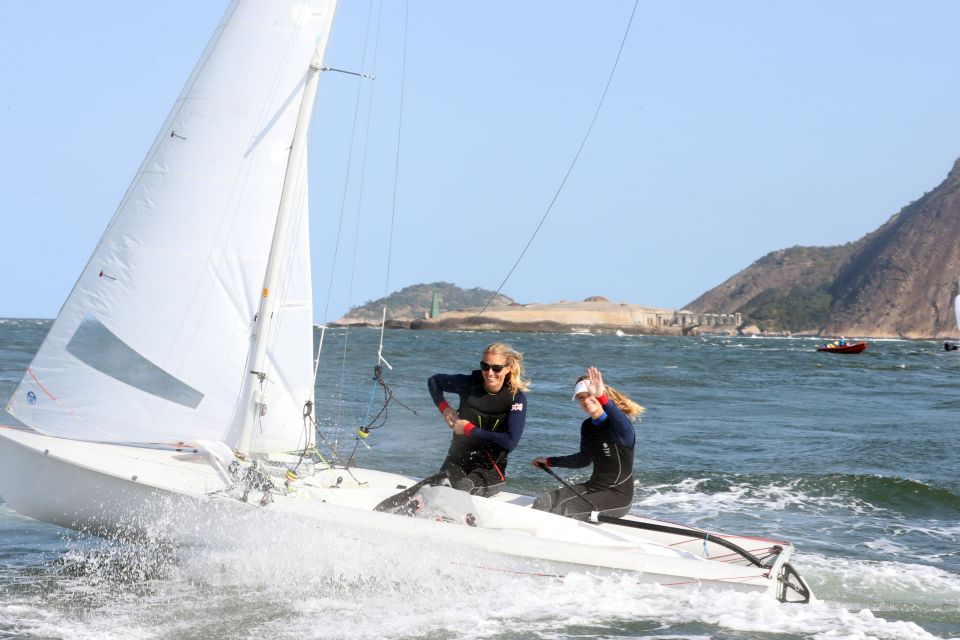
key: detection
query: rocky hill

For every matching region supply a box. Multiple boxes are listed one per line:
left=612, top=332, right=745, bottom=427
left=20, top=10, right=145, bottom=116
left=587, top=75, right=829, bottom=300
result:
left=687, top=157, right=960, bottom=338
left=685, top=244, right=858, bottom=333
left=334, top=282, right=514, bottom=326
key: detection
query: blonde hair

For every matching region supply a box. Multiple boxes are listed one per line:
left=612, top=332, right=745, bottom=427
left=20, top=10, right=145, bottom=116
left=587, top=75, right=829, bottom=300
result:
left=484, top=342, right=530, bottom=394
left=576, top=375, right=645, bottom=419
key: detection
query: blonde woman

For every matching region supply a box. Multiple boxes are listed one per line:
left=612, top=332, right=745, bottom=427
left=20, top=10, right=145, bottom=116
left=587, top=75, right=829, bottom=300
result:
left=531, top=366, right=643, bottom=519
left=428, top=342, right=529, bottom=497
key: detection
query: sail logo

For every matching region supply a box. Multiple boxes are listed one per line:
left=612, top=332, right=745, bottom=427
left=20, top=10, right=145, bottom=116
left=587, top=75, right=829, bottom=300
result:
left=512, top=402, right=524, bottom=412
left=602, top=442, right=611, bottom=457
left=26, top=391, right=37, bottom=405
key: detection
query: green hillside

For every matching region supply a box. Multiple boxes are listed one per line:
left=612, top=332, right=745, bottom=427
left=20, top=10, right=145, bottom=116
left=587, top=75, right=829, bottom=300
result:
left=339, top=282, right=514, bottom=323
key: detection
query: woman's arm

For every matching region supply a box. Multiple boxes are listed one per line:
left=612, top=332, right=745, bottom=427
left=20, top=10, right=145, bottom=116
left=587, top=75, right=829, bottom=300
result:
left=427, top=373, right=473, bottom=410
left=536, top=423, right=591, bottom=469
left=462, top=391, right=527, bottom=452
left=545, top=450, right=591, bottom=468
left=597, top=395, right=635, bottom=448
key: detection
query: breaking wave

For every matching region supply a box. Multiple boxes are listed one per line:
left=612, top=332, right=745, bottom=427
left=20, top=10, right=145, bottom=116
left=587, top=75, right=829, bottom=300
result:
left=634, top=471, right=960, bottom=520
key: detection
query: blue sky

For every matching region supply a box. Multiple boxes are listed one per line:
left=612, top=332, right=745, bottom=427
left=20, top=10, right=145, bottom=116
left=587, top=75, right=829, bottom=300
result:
left=2, top=2, right=959, bottom=322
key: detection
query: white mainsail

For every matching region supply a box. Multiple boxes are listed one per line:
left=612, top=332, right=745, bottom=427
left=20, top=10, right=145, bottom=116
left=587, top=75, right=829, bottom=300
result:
left=5, top=0, right=337, bottom=453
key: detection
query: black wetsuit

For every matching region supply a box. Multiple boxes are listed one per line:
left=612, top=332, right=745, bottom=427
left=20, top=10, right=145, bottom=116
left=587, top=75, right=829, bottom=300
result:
left=428, top=371, right=527, bottom=497
left=533, top=394, right=635, bottom=519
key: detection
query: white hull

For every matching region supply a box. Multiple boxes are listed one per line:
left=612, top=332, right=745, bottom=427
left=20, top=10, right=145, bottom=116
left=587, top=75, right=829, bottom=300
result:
left=0, top=426, right=812, bottom=602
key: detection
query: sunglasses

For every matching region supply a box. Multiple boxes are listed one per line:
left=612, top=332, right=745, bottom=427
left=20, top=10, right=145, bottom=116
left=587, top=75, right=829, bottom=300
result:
left=480, top=361, right=508, bottom=373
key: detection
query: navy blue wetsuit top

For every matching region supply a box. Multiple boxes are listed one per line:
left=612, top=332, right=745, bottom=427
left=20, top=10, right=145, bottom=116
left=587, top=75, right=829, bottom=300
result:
left=548, top=396, right=636, bottom=493
left=428, top=373, right=527, bottom=452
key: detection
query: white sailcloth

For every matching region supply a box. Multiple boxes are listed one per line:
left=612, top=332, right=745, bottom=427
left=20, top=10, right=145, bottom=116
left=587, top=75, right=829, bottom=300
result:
left=5, top=0, right=337, bottom=453
left=955, top=294, right=960, bottom=338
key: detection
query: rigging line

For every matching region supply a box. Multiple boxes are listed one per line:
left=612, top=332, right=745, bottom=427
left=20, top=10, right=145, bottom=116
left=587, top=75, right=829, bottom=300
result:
left=328, top=0, right=381, bottom=453
left=361, top=365, right=419, bottom=431
left=308, top=412, right=342, bottom=464
left=383, top=0, right=409, bottom=299
left=321, top=0, right=378, bottom=325
left=337, top=0, right=386, bottom=454
left=375, top=0, right=410, bottom=371
left=475, top=0, right=640, bottom=318
left=345, top=0, right=385, bottom=320
left=341, top=0, right=385, bottom=444
left=376, top=305, right=392, bottom=370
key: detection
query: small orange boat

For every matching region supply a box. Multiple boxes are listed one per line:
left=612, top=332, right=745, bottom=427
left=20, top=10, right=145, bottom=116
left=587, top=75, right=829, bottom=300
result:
left=817, top=341, right=867, bottom=354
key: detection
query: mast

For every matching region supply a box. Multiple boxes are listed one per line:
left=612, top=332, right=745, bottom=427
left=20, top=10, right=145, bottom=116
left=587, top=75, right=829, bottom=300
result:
left=235, top=48, right=326, bottom=457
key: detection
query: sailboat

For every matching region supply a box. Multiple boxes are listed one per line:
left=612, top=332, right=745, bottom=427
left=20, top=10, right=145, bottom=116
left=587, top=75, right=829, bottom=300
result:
left=946, top=294, right=960, bottom=350
left=0, top=0, right=813, bottom=603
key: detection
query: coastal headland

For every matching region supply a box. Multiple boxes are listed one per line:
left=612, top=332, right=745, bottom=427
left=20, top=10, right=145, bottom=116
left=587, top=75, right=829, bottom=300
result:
left=335, top=296, right=741, bottom=336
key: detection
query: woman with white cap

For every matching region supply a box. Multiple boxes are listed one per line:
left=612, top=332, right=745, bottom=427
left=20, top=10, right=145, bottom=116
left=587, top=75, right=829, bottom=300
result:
left=531, top=366, right=644, bottom=519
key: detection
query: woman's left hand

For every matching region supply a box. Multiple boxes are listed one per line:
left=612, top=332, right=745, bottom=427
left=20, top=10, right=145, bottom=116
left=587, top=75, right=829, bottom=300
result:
left=452, top=420, right=470, bottom=435
left=587, top=366, right=605, bottom=397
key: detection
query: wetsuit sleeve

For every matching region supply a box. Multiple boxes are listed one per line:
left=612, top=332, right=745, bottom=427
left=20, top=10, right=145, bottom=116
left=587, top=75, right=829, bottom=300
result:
left=427, top=373, right=472, bottom=412
left=598, top=395, right=635, bottom=448
left=546, top=422, right=591, bottom=469
left=463, top=391, right=527, bottom=453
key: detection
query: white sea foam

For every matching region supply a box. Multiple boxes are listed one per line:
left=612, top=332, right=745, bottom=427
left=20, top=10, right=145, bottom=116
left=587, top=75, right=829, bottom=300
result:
left=3, top=520, right=956, bottom=640
left=634, top=476, right=867, bottom=517
left=864, top=537, right=914, bottom=556
left=234, top=570, right=953, bottom=640
left=801, top=553, right=960, bottom=608
left=349, top=573, right=950, bottom=640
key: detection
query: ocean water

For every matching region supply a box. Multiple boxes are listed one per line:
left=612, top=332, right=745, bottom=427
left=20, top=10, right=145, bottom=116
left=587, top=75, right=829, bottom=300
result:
left=0, top=318, right=958, bottom=639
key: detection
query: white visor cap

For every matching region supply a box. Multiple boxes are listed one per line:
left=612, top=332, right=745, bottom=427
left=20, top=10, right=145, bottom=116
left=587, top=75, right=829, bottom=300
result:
left=571, top=379, right=591, bottom=400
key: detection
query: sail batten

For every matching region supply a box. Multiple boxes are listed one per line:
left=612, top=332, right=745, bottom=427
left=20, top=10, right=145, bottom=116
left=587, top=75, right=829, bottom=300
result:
left=6, top=0, right=338, bottom=450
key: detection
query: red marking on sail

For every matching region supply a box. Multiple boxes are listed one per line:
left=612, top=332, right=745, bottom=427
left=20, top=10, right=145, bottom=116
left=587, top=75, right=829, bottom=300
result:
left=27, top=367, right=58, bottom=401
left=27, top=367, right=83, bottom=421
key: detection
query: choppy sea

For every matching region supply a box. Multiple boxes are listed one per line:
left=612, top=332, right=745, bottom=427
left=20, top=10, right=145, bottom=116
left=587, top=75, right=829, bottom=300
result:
left=1, top=319, right=958, bottom=639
